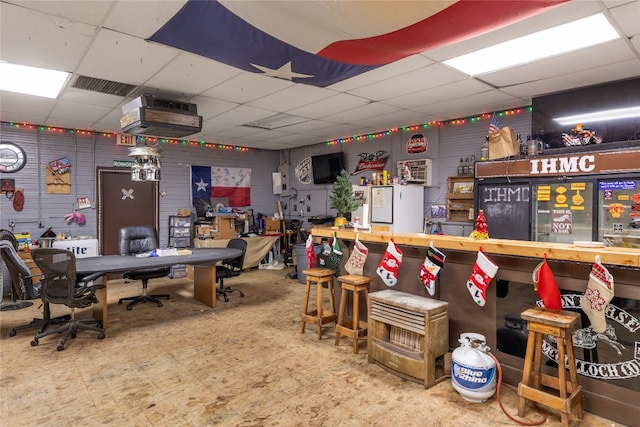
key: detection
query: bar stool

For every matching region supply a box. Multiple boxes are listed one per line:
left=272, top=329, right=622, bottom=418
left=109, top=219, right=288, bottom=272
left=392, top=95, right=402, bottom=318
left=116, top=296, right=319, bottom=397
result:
left=518, top=307, right=583, bottom=427
left=335, top=274, right=373, bottom=353
left=300, top=268, right=337, bottom=339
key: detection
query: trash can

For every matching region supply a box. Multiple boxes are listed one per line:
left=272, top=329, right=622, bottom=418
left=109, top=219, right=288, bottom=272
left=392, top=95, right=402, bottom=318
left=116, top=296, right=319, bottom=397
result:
left=295, top=243, right=322, bottom=284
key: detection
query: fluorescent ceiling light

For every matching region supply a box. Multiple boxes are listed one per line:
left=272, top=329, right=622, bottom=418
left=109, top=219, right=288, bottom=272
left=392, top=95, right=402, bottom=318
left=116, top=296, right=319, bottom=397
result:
left=553, top=106, right=640, bottom=126
left=0, top=62, right=70, bottom=98
left=443, top=14, right=619, bottom=76
left=243, top=113, right=309, bottom=130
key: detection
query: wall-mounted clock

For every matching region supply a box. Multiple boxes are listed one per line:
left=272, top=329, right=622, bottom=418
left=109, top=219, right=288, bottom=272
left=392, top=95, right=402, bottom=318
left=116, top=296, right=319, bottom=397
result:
left=0, top=142, right=27, bottom=173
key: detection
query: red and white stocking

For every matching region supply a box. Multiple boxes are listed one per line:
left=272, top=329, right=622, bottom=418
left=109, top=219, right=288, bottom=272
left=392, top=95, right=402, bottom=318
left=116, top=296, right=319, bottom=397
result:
left=345, top=236, right=369, bottom=276
left=419, top=243, right=446, bottom=296
left=305, top=233, right=316, bottom=269
left=580, top=255, right=614, bottom=333
left=466, top=250, right=499, bottom=306
left=377, top=239, right=403, bottom=287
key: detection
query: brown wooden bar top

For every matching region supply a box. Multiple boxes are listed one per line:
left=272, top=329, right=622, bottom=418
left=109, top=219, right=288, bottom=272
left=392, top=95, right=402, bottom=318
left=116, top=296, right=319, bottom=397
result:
left=311, top=227, right=640, bottom=268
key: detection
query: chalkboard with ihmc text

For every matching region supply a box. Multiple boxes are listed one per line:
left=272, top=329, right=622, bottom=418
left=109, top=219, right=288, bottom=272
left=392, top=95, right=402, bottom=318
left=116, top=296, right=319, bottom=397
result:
left=477, top=183, right=531, bottom=240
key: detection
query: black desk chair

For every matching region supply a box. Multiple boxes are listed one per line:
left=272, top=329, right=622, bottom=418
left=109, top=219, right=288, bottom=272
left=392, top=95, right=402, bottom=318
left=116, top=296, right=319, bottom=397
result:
left=0, top=232, right=72, bottom=336
left=30, top=248, right=105, bottom=351
left=117, top=225, right=170, bottom=310
left=216, top=238, right=247, bottom=302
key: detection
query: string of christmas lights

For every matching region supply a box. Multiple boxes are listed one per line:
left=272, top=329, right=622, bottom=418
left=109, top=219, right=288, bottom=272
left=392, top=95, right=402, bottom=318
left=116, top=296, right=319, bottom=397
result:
left=2, top=106, right=530, bottom=151
left=326, top=107, right=530, bottom=145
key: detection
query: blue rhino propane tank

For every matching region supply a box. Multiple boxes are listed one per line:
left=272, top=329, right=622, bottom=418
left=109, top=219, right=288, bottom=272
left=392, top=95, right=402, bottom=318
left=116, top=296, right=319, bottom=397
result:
left=451, top=333, right=496, bottom=402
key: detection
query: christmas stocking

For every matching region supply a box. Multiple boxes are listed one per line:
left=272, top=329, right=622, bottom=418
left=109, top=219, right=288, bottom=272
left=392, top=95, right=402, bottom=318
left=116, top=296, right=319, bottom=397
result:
left=532, top=254, right=562, bottom=310
left=580, top=255, right=614, bottom=333
left=377, top=239, right=403, bottom=287
left=419, top=243, right=446, bottom=296
left=324, top=233, right=343, bottom=276
left=466, top=249, right=499, bottom=306
left=305, top=233, right=317, bottom=269
left=345, top=236, right=369, bottom=276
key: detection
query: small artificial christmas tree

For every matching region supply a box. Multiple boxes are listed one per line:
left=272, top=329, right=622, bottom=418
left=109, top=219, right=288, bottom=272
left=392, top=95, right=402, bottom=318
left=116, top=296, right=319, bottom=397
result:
left=329, top=169, right=359, bottom=227
left=469, top=209, right=489, bottom=239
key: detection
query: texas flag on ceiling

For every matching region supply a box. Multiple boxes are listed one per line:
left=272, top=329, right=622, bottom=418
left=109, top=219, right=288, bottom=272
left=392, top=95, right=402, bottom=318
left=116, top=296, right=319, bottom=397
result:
left=149, top=0, right=567, bottom=88
left=192, top=165, right=251, bottom=208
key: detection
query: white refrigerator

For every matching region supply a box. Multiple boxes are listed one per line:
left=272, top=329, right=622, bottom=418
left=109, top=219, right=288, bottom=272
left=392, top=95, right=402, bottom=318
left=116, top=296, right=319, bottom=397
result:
left=352, top=185, right=424, bottom=233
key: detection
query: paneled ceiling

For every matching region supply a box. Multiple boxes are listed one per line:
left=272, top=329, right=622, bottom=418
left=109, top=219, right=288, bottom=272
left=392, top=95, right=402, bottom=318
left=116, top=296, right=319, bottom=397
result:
left=1, top=0, right=639, bottom=150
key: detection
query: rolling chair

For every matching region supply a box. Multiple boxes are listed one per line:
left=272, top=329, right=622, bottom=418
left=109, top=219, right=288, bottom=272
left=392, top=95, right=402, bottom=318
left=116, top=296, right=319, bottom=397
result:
left=216, top=238, right=247, bottom=302
left=117, top=225, right=170, bottom=310
left=30, top=248, right=105, bottom=351
left=0, top=231, right=72, bottom=336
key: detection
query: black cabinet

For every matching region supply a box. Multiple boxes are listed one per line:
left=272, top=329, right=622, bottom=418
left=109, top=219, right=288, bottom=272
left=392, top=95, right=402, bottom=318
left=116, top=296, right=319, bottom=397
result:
left=168, top=215, right=192, bottom=248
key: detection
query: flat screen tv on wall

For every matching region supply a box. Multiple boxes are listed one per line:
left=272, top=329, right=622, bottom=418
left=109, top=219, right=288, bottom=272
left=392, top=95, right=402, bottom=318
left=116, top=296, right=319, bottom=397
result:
left=312, top=152, right=345, bottom=184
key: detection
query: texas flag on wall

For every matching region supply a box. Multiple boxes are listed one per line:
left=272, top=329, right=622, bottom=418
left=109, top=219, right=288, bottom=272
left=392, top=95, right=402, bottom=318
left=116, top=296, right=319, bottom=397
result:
left=192, top=166, right=251, bottom=207
left=149, top=0, right=567, bottom=88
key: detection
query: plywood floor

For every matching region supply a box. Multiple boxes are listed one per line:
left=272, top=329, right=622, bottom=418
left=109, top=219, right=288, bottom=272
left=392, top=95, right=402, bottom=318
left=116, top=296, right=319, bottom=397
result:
left=0, top=267, right=623, bottom=426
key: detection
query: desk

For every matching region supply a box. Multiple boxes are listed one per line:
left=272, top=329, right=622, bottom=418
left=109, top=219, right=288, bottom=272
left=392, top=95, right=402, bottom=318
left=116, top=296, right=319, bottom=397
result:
left=76, top=248, right=241, bottom=327
left=194, top=236, right=280, bottom=268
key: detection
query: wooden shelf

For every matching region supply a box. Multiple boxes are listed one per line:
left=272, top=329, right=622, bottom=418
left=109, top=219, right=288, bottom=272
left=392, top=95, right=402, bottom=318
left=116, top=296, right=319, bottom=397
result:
left=446, top=176, right=474, bottom=222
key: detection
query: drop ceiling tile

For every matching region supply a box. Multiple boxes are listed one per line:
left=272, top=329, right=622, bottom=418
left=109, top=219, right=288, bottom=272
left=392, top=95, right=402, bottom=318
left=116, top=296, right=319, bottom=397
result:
left=208, top=105, right=276, bottom=126
left=385, top=79, right=493, bottom=110
left=0, top=91, right=56, bottom=116
left=328, top=54, right=434, bottom=92
left=287, top=93, right=371, bottom=119
left=49, top=99, right=113, bottom=122
left=501, top=59, right=640, bottom=99
left=247, top=84, right=336, bottom=111
left=7, top=0, right=114, bottom=26
left=0, top=3, right=96, bottom=71
left=202, top=72, right=293, bottom=104
left=77, top=28, right=177, bottom=85
left=104, top=1, right=188, bottom=38
left=58, top=86, right=125, bottom=108
left=608, top=1, right=640, bottom=35
left=347, top=64, right=466, bottom=101
left=145, top=53, right=242, bottom=95
left=190, top=96, right=239, bottom=120
left=352, top=109, right=426, bottom=129
left=322, top=102, right=401, bottom=123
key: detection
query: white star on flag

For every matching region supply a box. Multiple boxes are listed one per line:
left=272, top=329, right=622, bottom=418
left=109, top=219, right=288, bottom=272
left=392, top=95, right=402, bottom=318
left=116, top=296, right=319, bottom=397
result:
left=251, top=61, right=314, bottom=81
left=195, top=178, right=209, bottom=192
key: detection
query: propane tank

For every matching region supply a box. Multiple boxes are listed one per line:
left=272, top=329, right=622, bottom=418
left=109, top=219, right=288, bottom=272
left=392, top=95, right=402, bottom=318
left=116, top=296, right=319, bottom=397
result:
left=451, top=333, right=496, bottom=403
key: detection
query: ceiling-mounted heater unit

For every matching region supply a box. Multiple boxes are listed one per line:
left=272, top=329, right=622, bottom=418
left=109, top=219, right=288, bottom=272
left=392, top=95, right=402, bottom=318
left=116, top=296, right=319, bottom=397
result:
left=120, top=94, right=203, bottom=138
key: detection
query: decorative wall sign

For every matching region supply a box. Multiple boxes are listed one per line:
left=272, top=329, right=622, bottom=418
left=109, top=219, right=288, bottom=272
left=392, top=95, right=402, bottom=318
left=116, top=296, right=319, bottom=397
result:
left=351, top=151, right=388, bottom=175
left=46, top=167, right=71, bottom=194
left=295, top=157, right=312, bottom=184
left=406, top=134, right=428, bottom=154
left=1, top=178, right=15, bottom=194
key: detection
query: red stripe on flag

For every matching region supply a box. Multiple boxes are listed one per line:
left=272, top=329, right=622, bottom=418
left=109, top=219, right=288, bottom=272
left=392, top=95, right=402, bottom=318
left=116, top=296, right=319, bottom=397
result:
left=212, top=187, right=251, bottom=208
left=317, top=0, right=568, bottom=65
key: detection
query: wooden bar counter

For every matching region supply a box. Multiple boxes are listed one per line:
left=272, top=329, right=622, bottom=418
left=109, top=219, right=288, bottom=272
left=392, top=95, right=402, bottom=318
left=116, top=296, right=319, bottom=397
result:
left=312, top=227, right=640, bottom=425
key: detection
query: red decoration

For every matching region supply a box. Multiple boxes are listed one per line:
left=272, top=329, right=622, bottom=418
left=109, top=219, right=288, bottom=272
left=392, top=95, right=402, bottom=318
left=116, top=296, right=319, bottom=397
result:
left=469, top=210, right=489, bottom=239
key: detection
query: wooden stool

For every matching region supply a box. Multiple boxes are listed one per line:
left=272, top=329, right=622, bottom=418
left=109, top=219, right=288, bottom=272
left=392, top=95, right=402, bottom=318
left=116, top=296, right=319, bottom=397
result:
left=335, top=275, right=373, bottom=354
left=300, top=268, right=337, bottom=339
left=518, top=307, right=583, bottom=427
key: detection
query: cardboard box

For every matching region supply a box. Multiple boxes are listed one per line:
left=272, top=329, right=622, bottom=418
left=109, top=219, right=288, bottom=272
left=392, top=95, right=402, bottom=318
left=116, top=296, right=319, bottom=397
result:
left=264, top=218, right=281, bottom=233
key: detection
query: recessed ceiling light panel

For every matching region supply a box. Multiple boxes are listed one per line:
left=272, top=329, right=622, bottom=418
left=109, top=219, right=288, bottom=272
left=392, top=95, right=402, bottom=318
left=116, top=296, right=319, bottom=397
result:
left=443, top=14, right=620, bottom=76
left=0, top=63, right=70, bottom=98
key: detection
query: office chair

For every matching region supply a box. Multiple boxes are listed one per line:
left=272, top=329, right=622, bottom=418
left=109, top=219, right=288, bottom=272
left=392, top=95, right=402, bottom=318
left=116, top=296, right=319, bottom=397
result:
left=30, top=248, right=105, bottom=351
left=216, top=238, right=247, bottom=302
left=0, top=232, right=73, bottom=336
left=117, top=225, right=170, bottom=310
